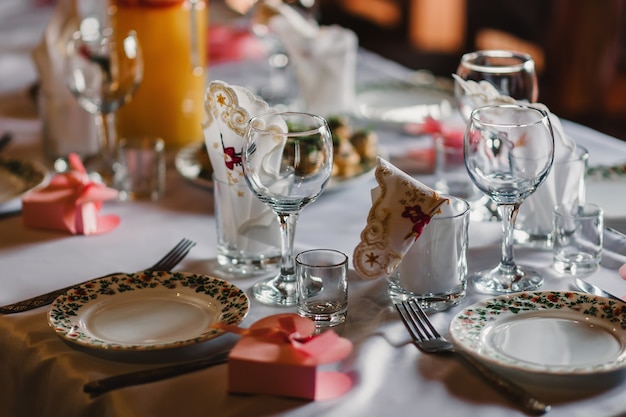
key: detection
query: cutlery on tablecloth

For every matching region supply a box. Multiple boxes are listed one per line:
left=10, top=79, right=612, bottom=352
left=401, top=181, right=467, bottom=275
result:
left=575, top=278, right=625, bottom=303
left=0, top=238, right=196, bottom=314
left=84, top=350, right=230, bottom=397
left=396, top=299, right=551, bottom=416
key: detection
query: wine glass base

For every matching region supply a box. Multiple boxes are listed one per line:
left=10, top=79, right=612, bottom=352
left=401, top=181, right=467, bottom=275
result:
left=252, top=275, right=298, bottom=306
left=471, top=265, right=544, bottom=295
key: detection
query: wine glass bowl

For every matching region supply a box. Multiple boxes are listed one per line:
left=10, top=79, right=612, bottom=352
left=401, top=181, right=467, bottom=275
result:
left=65, top=22, right=142, bottom=183
left=242, top=111, right=333, bottom=305
left=465, top=104, right=554, bottom=294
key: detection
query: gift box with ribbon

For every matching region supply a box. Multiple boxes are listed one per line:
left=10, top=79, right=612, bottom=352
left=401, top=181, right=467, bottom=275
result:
left=215, top=313, right=353, bottom=400
left=21, top=153, right=120, bottom=235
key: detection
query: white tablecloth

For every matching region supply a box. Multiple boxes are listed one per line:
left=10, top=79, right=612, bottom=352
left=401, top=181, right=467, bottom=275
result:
left=1, top=3, right=626, bottom=417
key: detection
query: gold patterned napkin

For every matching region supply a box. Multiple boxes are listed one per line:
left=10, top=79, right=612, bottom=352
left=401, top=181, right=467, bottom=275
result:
left=353, top=157, right=449, bottom=280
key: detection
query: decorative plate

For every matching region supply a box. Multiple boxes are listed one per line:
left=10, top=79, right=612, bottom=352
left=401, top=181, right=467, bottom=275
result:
left=48, top=272, right=249, bottom=351
left=354, top=76, right=456, bottom=128
left=449, top=291, right=626, bottom=376
left=0, top=157, right=47, bottom=205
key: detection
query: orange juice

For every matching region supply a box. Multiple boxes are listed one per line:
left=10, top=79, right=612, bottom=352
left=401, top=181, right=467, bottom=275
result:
left=111, top=0, right=207, bottom=148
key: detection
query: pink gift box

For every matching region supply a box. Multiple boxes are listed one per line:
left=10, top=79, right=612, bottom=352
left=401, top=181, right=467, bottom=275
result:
left=219, top=314, right=353, bottom=400
left=21, top=153, right=120, bottom=235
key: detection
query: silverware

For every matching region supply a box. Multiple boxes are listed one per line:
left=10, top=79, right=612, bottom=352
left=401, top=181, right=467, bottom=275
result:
left=84, top=350, right=230, bottom=397
left=395, top=299, right=551, bottom=416
left=0, top=238, right=196, bottom=314
left=575, top=278, right=625, bottom=303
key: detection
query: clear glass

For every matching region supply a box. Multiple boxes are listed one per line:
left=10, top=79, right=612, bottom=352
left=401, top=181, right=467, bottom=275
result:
left=242, top=112, right=333, bottom=305
left=65, top=22, right=143, bottom=184
left=247, top=0, right=319, bottom=106
left=465, top=104, right=554, bottom=294
left=455, top=50, right=538, bottom=222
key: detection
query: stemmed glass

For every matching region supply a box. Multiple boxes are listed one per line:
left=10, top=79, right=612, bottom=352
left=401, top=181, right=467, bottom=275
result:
left=464, top=104, right=554, bottom=294
left=455, top=50, right=538, bottom=221
left=65, top=21, right=143, bottom=184
left=248, top=0, right=318, bottom=106
left=242, top=111, right=333, bottom=306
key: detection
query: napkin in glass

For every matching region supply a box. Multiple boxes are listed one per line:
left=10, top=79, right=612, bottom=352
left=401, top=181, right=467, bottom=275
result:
left=203, top=80, right=280, bottom=253
left=31, top=0, right=99, bottom=165
left=269, top=12, right=358, bottom=115
left=353, top=157, right=450, bottom=280
left=453, top=76, right=583, bottom=238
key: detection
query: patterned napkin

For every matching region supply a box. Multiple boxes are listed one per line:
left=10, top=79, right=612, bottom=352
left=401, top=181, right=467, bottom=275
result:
left=203, top=80, right=280, bottom=250
left=353, top=157, right=449, bottom=280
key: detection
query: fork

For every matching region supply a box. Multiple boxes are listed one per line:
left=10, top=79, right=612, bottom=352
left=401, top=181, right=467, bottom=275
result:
left=395, top=299, right=550, bottom=415
left=0, top=238, right=197, bottom=314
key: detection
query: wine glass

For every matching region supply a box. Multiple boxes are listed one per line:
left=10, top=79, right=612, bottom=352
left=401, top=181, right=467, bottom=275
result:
left=455, top=50, right=538, bottom=221
left=464, top=104, right=554, bottom=294
left=248, top=0, right=319, bottom=106
left=242, top=111, right=333, bottom=306
left=65, top=20, right=143, bottom=184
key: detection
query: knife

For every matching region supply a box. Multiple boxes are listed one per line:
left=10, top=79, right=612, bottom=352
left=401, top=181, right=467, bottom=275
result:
left=83, top=350, right=230, bottom=397
left=575, top=278, right=625, bottom=303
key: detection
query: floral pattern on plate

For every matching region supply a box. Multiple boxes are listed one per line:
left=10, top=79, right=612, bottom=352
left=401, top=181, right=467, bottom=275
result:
left=48, top=271, right=249, bottom=351
left=449, top=291, right=626, bottom=375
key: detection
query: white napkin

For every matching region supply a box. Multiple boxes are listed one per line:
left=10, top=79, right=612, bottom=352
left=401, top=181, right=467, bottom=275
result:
left=453, top=76, right=583, bottom=233
left=353, top=157, right=450, bottom=280
left=269, top=13, right=358, bottom=115
left=203, top=80, right=280, bottom=251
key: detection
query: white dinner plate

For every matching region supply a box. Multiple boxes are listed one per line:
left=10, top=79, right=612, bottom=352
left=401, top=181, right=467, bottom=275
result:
left=449, top=291, right=626, bottom=377
left=48, top=272, right=249, bottom=352
left=0, top=157, right=47, bottom=205
left=175, top=141, right=377, bottom=193
left=354, top=77, right=456, bottom=128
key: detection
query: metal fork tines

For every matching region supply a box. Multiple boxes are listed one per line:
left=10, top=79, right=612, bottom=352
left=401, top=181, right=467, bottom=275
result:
left=148, top=238, right=196, bottom=272
left=395, top=299, right=551, bottom=416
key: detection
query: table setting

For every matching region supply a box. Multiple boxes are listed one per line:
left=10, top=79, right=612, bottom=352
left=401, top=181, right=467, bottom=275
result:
left=1, top=1, right=626, bottom=417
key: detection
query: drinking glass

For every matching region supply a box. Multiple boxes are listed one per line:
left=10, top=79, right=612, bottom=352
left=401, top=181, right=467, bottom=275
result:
left=248, top=0, right=319, bottom=106
left=465, top=104, right=554, bottom=294
left=65, top=21, right=143, bottom=184
left=242, top=111, right=333, bottom=306
left=455, top=50, right=538, bottom=221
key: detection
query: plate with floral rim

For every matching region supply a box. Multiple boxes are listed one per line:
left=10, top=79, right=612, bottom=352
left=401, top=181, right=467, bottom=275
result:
left=449, top=291, right=626, bottom=377
left=48, top=271, right=249, bottom=352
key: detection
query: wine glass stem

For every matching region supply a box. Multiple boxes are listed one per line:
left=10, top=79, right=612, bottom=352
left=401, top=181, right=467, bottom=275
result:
left=276, top=211, right=298, bottom=282
left=94, top=111, right=116, bottom=183
left=498, top=204, right=520, bottom=275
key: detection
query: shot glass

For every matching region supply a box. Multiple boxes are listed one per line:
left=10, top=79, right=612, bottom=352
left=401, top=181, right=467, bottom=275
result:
left=114, top=137, right=165, bottom=201
left=296, top=249, right=349, bottom=328
left=388, top=195, right=470, bottom=312
left=553, top=203, right=604, bottom=275
left=214, top=176, right=281, bottom=275
left=433, top=138, right=476, bottom=199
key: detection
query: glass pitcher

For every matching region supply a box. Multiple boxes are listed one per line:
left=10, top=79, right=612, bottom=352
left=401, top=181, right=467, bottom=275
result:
left=110, top=0, right=207, bottom=148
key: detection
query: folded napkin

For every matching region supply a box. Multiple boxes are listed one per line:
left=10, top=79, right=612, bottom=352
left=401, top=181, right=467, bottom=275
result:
left=31, top=0, right=98, bottom=162
left=214, top=313, right=353, bottom=400
left=453, top=76, right=583, bottom=234
left=203, top=80, right=280, bottom=250
left=353, top=157, right=450, bottom=280
left=269, top=12, right=358, bottom=115
left=22, top=153, right=119, bottom=235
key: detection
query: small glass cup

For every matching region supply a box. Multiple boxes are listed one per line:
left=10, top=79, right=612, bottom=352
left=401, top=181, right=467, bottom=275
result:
left=114, top=137, right=165, bottom=201
left=388, top=196, right=470, bottom=312
left=214, top=176, right=281, bottom=275
left=296, top=249, right=349, bottom=328
left=553, top=203, right=604, bottom=275
left=433, top=137, right=476, bottom=199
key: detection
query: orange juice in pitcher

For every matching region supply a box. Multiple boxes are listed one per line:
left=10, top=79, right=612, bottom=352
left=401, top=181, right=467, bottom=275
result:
left=111, top=0, right=207, bottom=148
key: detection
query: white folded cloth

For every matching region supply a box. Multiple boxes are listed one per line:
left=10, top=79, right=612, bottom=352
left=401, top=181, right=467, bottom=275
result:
left=453, top=76, right=584, bottom=234
left=203, top=80, right=280, bottom=251
left=269, top=13, right=358, bottom=115
left=353, top=157, right=449, bottom=280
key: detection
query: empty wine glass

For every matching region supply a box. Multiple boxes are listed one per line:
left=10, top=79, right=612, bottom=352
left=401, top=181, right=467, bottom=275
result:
left=455, top=50, right=538, bottom=221
left=242, top=111, right=333, bottom=306
left=65, top=19, right=143, bottom=184
left=465, top=104, right=554, bottom=294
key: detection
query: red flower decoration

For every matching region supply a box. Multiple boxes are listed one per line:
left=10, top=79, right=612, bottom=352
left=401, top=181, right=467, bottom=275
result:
left=223, top=146, right=242, bottom=170
left=401, top=204, right=431, bottom=238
